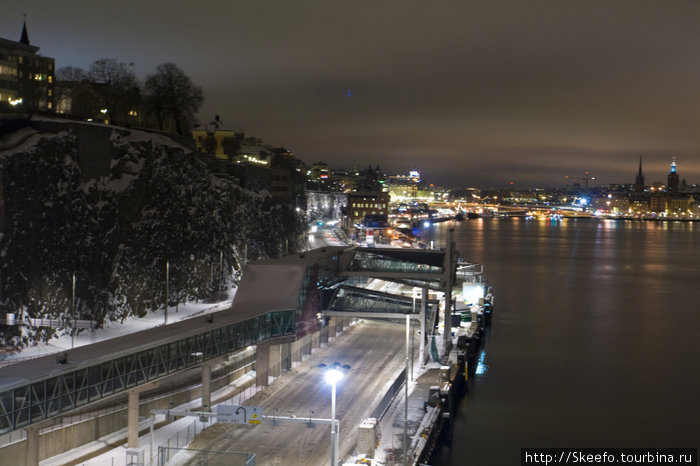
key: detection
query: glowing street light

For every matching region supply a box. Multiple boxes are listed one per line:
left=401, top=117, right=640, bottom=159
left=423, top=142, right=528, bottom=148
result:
left=320, top=362, right=350, bottom=466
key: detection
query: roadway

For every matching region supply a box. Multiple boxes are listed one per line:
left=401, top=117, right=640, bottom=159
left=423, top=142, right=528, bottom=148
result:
left=184, top=319, right=408, bottom=466
left=304, top=225, right=348, bottom=250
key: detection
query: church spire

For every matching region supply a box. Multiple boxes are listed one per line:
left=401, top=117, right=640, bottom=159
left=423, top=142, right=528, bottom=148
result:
left=634, top=155, right=645, bottom=193
left=20, top=16, right=30, bottom=45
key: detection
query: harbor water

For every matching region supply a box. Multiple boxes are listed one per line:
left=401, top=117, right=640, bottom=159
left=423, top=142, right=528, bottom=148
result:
left=426, top=218, right=700, bottom=465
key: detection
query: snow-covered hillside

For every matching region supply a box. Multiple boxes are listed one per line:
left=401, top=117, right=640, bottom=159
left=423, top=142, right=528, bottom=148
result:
left=0, top=116, right=302, bottom=348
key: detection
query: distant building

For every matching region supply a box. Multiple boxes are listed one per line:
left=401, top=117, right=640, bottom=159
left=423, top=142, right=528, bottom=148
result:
left=666, top=195, right=692, bottom=215
left=0, top=21, right=54, bottom=112
left=310, top=162, right=330, bottom=181
left=629, top=156, right=649, bottom=213
left=345, top=191, right=390, bottom=229
left=192, top=116, right=236, bottom=159
left=353, top=165, right=385, bottom=192
left=667, top=158, right=680, bottom=196
left=386, top=171, right=421, bottom=201
left=649, top=159, right=692, bottom=216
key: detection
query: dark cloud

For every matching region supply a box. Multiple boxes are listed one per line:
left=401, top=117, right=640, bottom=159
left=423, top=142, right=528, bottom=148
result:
left=4, top=0, right=700, bottom=187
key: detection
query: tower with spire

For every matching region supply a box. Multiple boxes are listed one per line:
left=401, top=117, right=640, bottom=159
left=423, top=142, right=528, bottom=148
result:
left=20, top=17, right=30, bottom=45
left=667, top=158, right=680, bottom=196
left=629, top=156, right=650, bottom=214
left=0, top=18, right=55, bottom=112
left=634, top=156, right=645, bottom=193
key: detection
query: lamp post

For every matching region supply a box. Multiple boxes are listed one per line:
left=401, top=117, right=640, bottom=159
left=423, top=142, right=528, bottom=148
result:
left=321, top=362, right=350, bottom=466
left=404, top=313, right=409, bottom=466
left=71, top=273, right=76, bottom=349
left=164, top=260, right=169, bottom=325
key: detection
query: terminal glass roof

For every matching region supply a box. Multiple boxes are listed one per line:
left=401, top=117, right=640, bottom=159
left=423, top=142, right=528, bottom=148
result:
left=347, top=250, right=443, bottom=275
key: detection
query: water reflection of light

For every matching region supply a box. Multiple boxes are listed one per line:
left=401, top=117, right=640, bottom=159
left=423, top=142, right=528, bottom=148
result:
left=475, top=351, right=488, bottom=375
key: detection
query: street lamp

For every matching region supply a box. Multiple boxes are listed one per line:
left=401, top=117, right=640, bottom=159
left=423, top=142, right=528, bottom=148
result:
left=164, top=259, right=169, bottom=325
left=320, top=362, right=350, bottom=466
left=71, top=273, right=76, bottom=349
left=404, top=313, right=409, bottom=466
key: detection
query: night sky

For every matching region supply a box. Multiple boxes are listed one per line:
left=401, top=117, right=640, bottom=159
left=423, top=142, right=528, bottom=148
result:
left=4, top=1, right=700, bottom=188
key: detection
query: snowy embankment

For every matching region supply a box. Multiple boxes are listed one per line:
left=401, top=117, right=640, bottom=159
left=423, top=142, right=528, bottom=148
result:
left=1, top=287, right=236, bottom=365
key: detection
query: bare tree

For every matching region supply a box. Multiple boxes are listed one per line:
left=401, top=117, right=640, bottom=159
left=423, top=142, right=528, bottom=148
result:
left=56, top=66, right=87, bottom=82
left=54, top=67, right=89, bottom=116
left=144, top=63, right=203, bottom=135
left=88, top=59, right=139, bottom=125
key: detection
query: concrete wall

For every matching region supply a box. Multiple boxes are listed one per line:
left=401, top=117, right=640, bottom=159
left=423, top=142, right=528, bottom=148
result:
left=0, top=321, right=353, bottom=465
left=0, top=355, right=254, bottom=465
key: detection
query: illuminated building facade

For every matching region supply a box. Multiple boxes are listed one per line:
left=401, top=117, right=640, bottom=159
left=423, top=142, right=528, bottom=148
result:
left=237, top=144, right=272, bottom=167
left=0, top=22, right=54, bottom=112
left=192, top=116, right=236, bottom=159
left=648, top=159, right=693, bottom=216
left=310, top=162, right=330, bottom=181
left=386, top=170, right=421, bottom=201
left=346, top=191, right=390, bottom=228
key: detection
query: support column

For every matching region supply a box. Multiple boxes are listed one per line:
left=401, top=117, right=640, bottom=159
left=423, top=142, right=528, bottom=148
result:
left=337, top=317, right=345, bottom=334
left=328, top=317, right=337, bottom=339
left=291, top=338, right=303, bottom=364
left=128, top=390, right=140, bottom=448
left=311, top=331, right=320, bottom=351
left=303, top=334, right=312, bottom=357
left=24, top=426, right=40, bottom=466
left=201, top=363, right=212, bottom=411
left=256, top=345, right=270, bottom=387
left=281, top=343, right=291, bottom=372
left=270, top=344, right=282, bottom=377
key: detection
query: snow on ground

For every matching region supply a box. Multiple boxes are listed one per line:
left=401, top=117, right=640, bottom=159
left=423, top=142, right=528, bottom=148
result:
left=41, top=372, right=261, bottom=466
left=2, top=287, right=238, bottom=364
left=6, top=234, right=459, bottom=464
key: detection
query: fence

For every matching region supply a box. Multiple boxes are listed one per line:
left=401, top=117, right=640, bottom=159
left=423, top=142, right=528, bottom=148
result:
left=156, top=419, right=206, bottom=465
left=157, top=447, right=255, bottom=466
left=7, top=318, right=355, bottom=464
left=0, top=355, right=254, bottom=448
left=154, top=383, right=262, bottom=466
left=371, top=369, right=406, bottom=420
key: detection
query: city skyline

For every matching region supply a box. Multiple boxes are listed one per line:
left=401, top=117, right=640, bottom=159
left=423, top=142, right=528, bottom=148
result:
left=3, top=1, right=700, bottom=188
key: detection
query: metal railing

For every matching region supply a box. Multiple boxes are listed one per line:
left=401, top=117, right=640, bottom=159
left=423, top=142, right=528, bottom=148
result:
left=158, top=446, right=255, bottom=466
